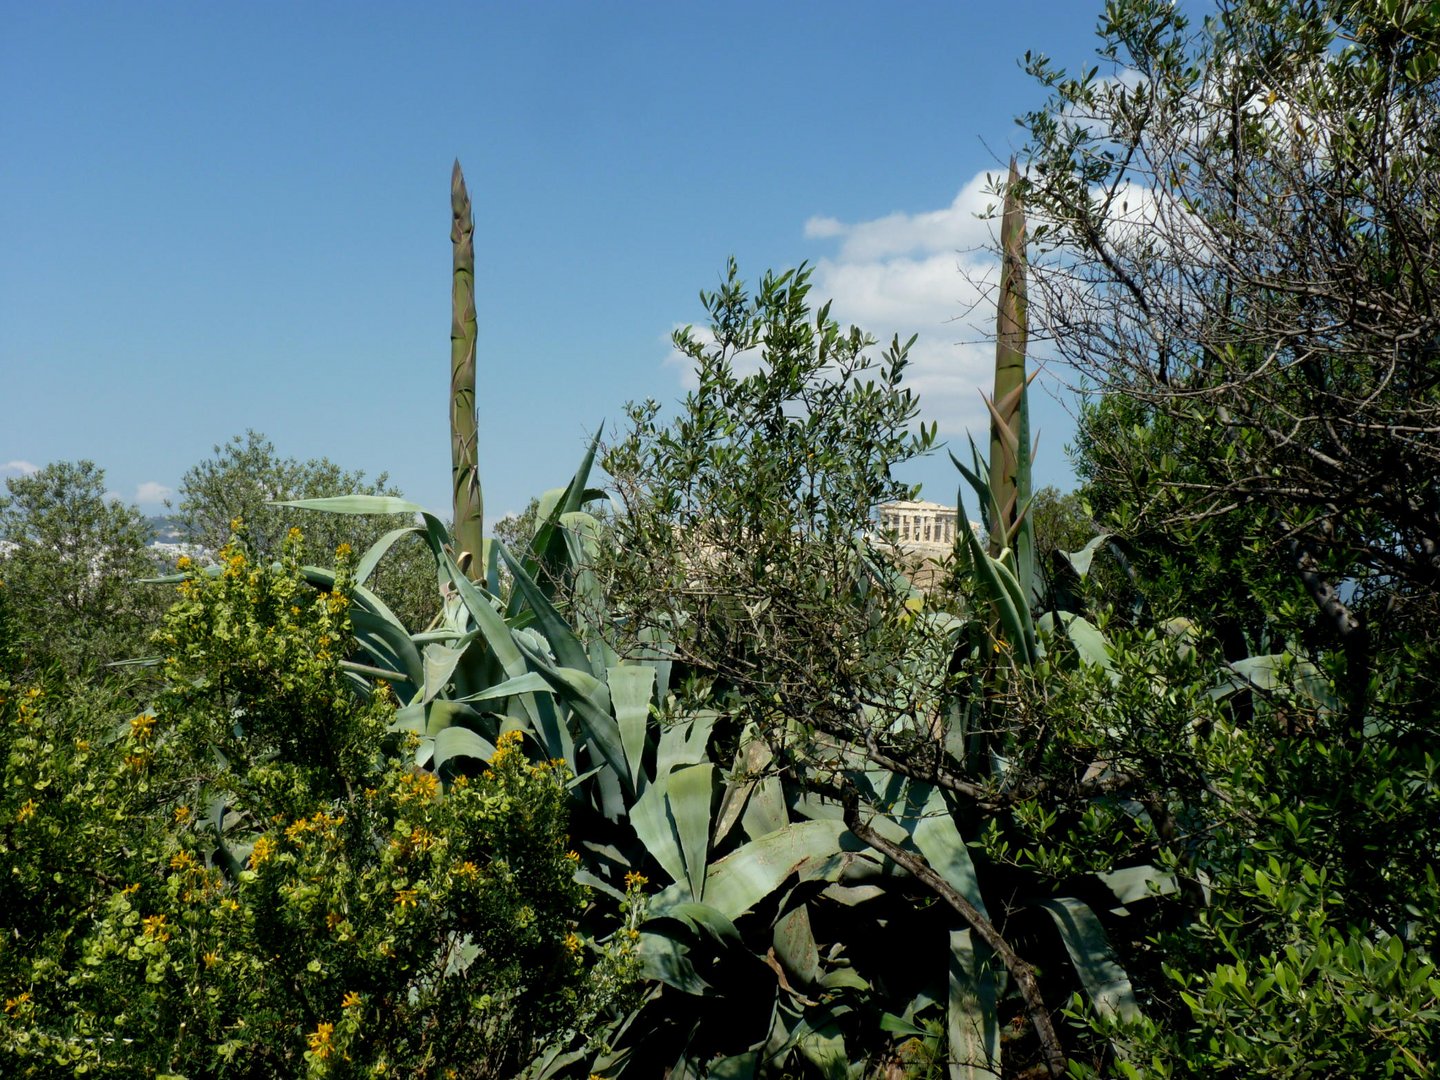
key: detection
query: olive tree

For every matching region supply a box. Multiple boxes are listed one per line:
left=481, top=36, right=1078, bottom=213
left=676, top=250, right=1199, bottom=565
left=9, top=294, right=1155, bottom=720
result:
left=1020, top=0, right=1440, bottom=721
left=0, top=460, right=164, bottom=674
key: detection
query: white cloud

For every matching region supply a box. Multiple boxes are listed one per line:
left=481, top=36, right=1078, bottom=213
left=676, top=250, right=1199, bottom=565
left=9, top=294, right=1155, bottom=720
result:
left=135, top=481, right=173, bottom=506
left=661, top=168, right=1065, bottom=442
left=1, top=460, right=39, bottom=476
left=803, top=171, right=998, bottom=263
left=803, top=169, right=1025, bottom=437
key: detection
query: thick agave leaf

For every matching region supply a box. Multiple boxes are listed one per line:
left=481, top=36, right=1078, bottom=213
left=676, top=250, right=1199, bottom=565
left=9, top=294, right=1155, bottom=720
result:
left=670, top=763, right=715, bottom=901
left=1037, top=896, right=1141, bottom=1023
left=1217, top=652, right=1338, bottom=713
left=953, top=486, right=1036, bottom=667
left=277, top=493, right=430, bottom=517
left=498, top=543, right=590, bottom=673
left=391, top=698, right=488, bottom=739
left=302, top=566, right=424, bottom=692
left=949, top=929, right=1003, bottom=1080
left=607, top=664, right=656, bottom=793
left=351, top=524, right=426, bottom=588
left=514, top=424, right=603, bottom=607
left=432, top=725, right=498, bottom=772
left=630, top=773, right=690, bottom=893
left=656, top=711, right=717, bottom=778
left=638, top=926, right=712, bottom=995
left=654, top=819, right=852, bottom=921
left=1094, top=864, right=1179, bottom=911
left=714, top=726, right=778, bottom=847
left=772, top=902, right=820, bottom=988
left=906, top=785, right=989, bottom=921
left=705, top=1053, right=758, bottom=1079
left=1038, top=610, right=1114, bottom=677
left=1062, top=534, right=1112, bottom=580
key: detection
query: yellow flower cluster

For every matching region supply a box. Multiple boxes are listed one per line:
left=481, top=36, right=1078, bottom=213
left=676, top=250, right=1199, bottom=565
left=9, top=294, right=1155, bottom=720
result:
left=250, top=835, right=277, bottom=867
left=284, top=809, right=345, bottom=843
left=307, top=1021, right=334, bottom=1060
left=394, top=889, right=418, bottom=909
left=141, top=914, right=170, bottom=941
left=486, top=729, right=526, bottom=776
left=15, top=799, right=36, bottom=823
left=397, top=770, right=440, bottom=802
left=129, top=713, right=156, bottom=740
left=4, top=992, right=31, bottom=1015
left=623, top=871, right=649, bottom=890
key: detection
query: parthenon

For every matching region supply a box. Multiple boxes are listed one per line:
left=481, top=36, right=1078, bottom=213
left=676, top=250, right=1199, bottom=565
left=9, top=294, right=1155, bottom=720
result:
left=877, top=500, right=967, bottom=548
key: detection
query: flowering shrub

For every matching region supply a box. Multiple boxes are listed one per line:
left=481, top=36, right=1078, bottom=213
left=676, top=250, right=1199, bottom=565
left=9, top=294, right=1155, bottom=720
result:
left=1, top=528, right=637, bottom=1078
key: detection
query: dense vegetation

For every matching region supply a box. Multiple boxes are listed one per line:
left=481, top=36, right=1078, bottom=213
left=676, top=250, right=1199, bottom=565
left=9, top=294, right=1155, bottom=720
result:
left=3, top=1, right=1437, bottom=1076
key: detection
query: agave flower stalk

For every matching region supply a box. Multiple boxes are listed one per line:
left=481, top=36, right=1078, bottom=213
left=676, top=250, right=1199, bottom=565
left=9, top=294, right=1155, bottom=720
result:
left=450, top=160, right=484, bottom=580
left=986, top=157, right=1035, bottom=593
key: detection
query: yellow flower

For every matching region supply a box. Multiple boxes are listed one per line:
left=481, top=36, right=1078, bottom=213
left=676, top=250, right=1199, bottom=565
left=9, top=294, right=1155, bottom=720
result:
left=250, top=835, right=277, bottom=866
left=490, top=729, right=524, bottom=768
left=176, top=554, right=193, bottom=570
left=169, top=850, right=197, bottom=872
left=399, top=770, right=440, bottom=801
left=129, top=713, right=156, bottom=740
left=141, top=914, right=170, bottom=941
left=342, top=990, right=362, bottom=1009
left=287, top=526, right=303, bottom=543
left=173, top=805, right=192, bottom=823
left=326, top=911, right=344, bottom=931
left=453, top=860, right=480, bottom=881
left=221, top=898, right=240, bottom=913
left=4, top=991, right=31, bottom=1014
left=121, top=882, right=140, bottom=896
left=307, top=1021, right=334, bottom=1060
left=624, top=871, right=649, bottom=890
left=394, top=889, right=418, bottom=909
left=203, top=951, right=220, bottom=969
left=563, top=932, right=583, bottom=955
left=15, top=799, right=36, bottom=823
left=564, top=849, right=581, bottom=863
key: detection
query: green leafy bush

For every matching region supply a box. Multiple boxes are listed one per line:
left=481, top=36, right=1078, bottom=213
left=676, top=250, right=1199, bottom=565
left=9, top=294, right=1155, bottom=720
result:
left=1, top=528, right=632, bottom=1078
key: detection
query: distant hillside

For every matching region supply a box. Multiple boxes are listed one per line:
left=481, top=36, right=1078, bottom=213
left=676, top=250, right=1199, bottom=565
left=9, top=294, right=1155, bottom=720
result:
left=145, top=515, right=185, bottom=544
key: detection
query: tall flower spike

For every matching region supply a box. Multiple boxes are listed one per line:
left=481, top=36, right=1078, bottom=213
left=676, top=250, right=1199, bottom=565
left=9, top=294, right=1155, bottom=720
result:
left=450, top=160, right=484, bottom=580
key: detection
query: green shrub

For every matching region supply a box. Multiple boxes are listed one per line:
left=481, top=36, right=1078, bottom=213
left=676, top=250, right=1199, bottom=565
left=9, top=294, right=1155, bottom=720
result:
left=1, top=528, right=631, bottom=1078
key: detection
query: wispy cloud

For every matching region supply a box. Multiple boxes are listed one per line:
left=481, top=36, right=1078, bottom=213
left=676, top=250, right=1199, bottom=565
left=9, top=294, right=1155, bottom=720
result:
left=660, top=168, right=1050, bottom=442
left=804, top=169, right=1017, bottom=437
left=135, top=481, right=173, bottom=506
left=1, top=460, right=39, bottom=476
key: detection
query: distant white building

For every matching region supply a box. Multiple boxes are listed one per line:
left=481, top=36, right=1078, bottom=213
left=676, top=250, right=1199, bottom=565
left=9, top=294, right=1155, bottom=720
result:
left=876, top=500, right=977, bottom=549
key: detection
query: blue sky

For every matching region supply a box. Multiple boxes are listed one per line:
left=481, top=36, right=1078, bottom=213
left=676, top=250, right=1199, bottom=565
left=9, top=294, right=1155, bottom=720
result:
left=2, top=1, right=1105, bottom=521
